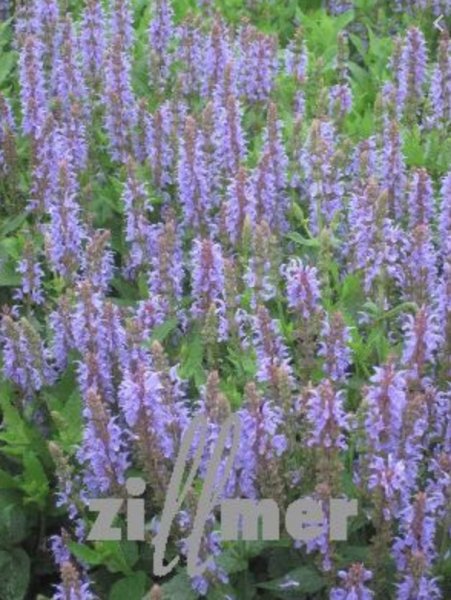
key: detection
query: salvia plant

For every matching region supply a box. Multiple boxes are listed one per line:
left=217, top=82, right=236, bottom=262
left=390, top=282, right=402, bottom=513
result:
left=0, top=0, right=449, bottom=599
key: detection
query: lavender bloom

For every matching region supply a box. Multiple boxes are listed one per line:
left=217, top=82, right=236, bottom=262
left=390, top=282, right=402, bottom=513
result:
left=0, top=313, right=55, bottom=394
left=363, top=363, right=407, bottom=455
left=190, top=238, right=226, bottom=323
left=202, top=16, right=232, bottom=97
left=51, top=16, right=88, bottom=113
left=49, top=445, right=85, bottom=533
left=44, top=158, right=86, bottom=279
left=439, top=171, right=451, bottom=255
left=119, top=364, right=166, bottom=447
left=401, top=306, right=442, bottom=380
left=251, top=152, right=278, bottom=230
left=177, top=510, right=228, bottom=597
left=437, top=256, right=451, bottom=373
left=50, top=533, right=71, bottom=566
left=71, top=282, right=115, bottom=401
left=176, top=17, right=204, bottom=96
left=397, top=27, right=428, bottom=115
left=213, top=94, right=246, bottom=178
left=428, top=30, right=451, bottom=127
left=407, top=168, right=434, bottom=228
left=351, top=137, right=377, bottom=183
left=407, top=234, right=432, bottom=305
left=347, top=180, right=403, bottom=293
left=367, top=455, right=407, bottom=520
left=225, top=167, right=256, bottom=243
left=148, top=219, right=184, bottom=313
left=306, top=380, right=348, bottom=450
left=300, top=118, right=344, bottom=233
left=148, top=0, right=175, bottom=89
left=49, top=295, right=74, bottom=372
left=109, top=0, right=134, bottom=51
left=122, top=159, right=152, bottom=276
left=18, top=34, right=47, bottom=138
left=60, top=102, right=89, bottom=173
left=244, top=220, right=279, bottom=309
left=330, top=563, right=374, bottom=600
left=235, top=382, right=287, bottom=498
left=237, top=24, right=278, bottom=102
left=81, top=229, right=115, bottom=292
left=77, top=388, right=128, bottom=495
left=400, top=389, right=429, bottom=492
left=146, top=101, right=175, bottom=189
left=261, top=103, right=289, bottom=227
left=178, top=117, right=215, bottom=231
left=426, top=452, right=451, bottom=524
left=318, top=312, right=352, bottom=383
left=250, top=305, right=293, bottom=386
left=28, top=114, right=60, bottom=213
left=380, top=118, right=406, bottom=219
left=281, top=258, right=321, bottom=320
left=0, top=93, right=16, bottom=175
left=103, top=35, right=137, bottom=162
left=393, top=492, right=441, bottom=599
left=212, top=60, right=239, bottom=109
left=285, top=28, right=308, bottom=82
left=329, top=83, right=353, bottom=120
left=80, top=0, right=106, bottom=83
left=119, top=360, right=186, bottom=500
left=27, top=0, right=59, bottom=41
left=53, top=561, right=95, bottom=600
left=396, top=574, right=442, bottom=600
left=14, top=240, right=45, bottom=305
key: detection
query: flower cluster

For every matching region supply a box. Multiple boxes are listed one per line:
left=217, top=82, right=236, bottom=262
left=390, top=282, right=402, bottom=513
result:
left=0, top=1, right=449, bottom=599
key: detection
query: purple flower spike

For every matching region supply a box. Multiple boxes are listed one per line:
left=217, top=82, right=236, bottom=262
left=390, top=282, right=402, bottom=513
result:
left=80, top=0, right=106, bottom=83
left=331, top=563, right=374, bottom=600
left=300, top=118, right=344, bottom=233
left=306, top=380, right=349, bottom=451
left=190, top=238, right=226, bottom=321
left=178, top=117, right=215, bottom=231
left=364, top=363, right=407, bottom=455
left=18, top=34, right=47, bottom=138
left=393, top=492, right=441, bottom=600
left=238, top=24, right=278, bottom=102
left=281, top=258, right=321, bottom=320
left=103, top=35, right=137, bottom=162
left=401, top=306, right=442, bottom=380
left=407, top=168, right=434, bottom=228
left=439, top=170, right=451, bottom=256
left=429, top=30, right=451, bottom=128
left=397, top=26, right=428, bottom=115
left=225, top=167, right=256, bottom=244
left=318, top=312, right=352, bottom=383
left=148, top=0, right=175, bottom=89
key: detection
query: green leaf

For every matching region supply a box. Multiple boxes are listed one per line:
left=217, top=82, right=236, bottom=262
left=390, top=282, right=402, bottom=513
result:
left=337, top=544, right=370, bottom=566
left=0, top=548, right=30, bottom=600
left=0, top=491, right=27, bottom=545
left=110, top=572, right=148, bottom=600
left=285, top=232, right=320, bottom=248
left=161, top=570, right=198, bottom=600
left=0, top=259, right=20, bottom=287
left=179, top=333, right=204, bottom=385
left=0, top=214, right=27, bottom=237
left=20, top=454, right=49, bottom=508
left=0, top=52, right=16, bottom=86
left=67, top=542, right=104, bottom=567
left=149, top=317, right=179, bottom=344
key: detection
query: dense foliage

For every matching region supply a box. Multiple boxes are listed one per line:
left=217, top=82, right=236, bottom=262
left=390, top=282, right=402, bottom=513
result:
left=0, top=0, right=450, bottom=598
